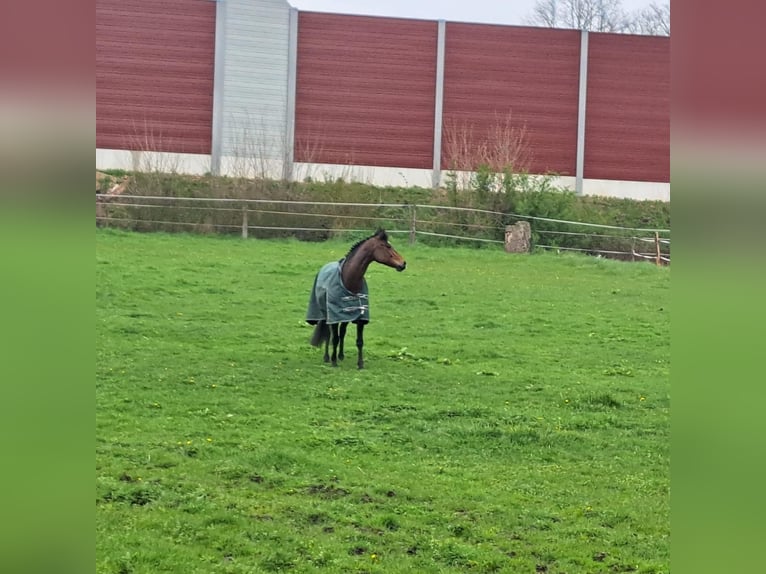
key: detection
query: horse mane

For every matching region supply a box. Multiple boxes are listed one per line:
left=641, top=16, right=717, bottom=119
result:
left=344, top=229, right=387, bottom=260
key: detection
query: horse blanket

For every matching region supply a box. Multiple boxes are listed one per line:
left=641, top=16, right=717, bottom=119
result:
left=306, top=259, right=370, bottom=325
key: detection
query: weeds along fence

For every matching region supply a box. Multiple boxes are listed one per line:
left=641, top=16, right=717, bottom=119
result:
left=96, top=194, right=670, bottom=264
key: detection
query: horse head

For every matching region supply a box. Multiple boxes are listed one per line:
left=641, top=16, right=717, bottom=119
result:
left=370, top=229, right=406, bottom=271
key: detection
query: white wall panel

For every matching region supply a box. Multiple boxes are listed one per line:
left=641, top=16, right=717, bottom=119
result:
left=214, top=0, right=292, bottom=176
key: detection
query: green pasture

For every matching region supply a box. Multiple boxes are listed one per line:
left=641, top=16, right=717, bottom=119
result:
left=96, top=229, right=670, bottom=574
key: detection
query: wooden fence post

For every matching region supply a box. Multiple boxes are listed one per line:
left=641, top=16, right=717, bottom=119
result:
left=242, top=205, right=248, bottom=239
left=409, top=205, right=417, bottom=244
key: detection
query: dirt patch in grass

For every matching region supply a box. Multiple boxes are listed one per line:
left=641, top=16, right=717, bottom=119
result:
left=305, top=484, right=350, bottom=499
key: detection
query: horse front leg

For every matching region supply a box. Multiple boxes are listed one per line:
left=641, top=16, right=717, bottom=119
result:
left=330, top=323, right=340, bottom=367
left=338, top=322, right=348, bottom=361
left=356, top=322, right=365, bottom=370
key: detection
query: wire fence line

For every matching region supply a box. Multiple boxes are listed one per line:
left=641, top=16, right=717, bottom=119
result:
left=96, top=194, right=671, bottom=233
left=96, top=194, right=670, bottom=264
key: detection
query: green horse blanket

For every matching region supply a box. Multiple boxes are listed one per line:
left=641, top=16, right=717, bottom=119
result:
left=306, top=259, right=370, bottom=325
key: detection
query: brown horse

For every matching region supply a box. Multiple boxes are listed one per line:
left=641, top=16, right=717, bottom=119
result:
left=306, top=229, right=406, bottom=369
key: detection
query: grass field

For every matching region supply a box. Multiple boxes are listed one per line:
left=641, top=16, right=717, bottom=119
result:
left=96, top=229, right=670, bottom=574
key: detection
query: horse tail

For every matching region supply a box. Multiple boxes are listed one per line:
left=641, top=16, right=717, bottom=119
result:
left=310, top=320, right=330, bottom=347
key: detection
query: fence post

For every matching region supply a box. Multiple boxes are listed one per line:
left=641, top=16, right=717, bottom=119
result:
left=631, top=237, right=636, bottom=262
left=409, top=205, right=417, bottom=244
left=654, top=232, right=660, bottom=266
left=242, top=205, right=248, bottom=239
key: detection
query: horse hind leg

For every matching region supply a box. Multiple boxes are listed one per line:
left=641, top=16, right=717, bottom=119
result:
left=356, top=322, right=365, bottom=370
left=330, top=323, right=341, bottom=367
left=310, top=321, right=332, bottom=363
left=338, top=322, right=348, bottom=361
left=323, top=334, right=331, bottom=363
left=317, top=321, right=331, bottom=363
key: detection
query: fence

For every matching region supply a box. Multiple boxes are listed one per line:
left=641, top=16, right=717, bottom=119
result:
left=96, top=194, right=670, bottom=265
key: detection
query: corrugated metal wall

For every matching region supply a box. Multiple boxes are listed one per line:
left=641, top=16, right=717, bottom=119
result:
left=96, top=0, right=215, bottom=154
left=294, top=12, right=438, bottom=169
left=442, top=25, right=581, bottom=175
left=584, top=33, right=670, bottom=183
left=95, top=0, right=670, bottom=187
left=217, top=0, right=292, bottom=160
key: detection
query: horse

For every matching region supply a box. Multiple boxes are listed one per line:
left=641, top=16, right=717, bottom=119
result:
left=306, top=229, right=406, bottom=369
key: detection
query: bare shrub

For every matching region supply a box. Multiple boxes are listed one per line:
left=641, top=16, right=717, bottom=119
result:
left=442, top=111, right=532, bottom=192
left=227, top=111, right=294, bottom=182
left=124, top=118, right=183, bottom=177
left=293, top=119, right=368, bottom=184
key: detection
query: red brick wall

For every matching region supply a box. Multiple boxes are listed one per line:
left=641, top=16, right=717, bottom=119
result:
left=442, top=24, right=581, bottom=175
left=294, top=12, right=438, bottom=169
left=584, top=33, right=670, bottom=182
left=96, top=0, right=215, bottom=154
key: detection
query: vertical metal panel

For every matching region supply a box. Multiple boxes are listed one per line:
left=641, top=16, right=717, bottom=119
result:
left=294, top=12, right=438, bottom=169
left=96, top=0, right=216, bottom=154
left=575, top=30, right=589, bottom=194
left=285, top=7, right=299, bottom=179
left=584, top=33, right=670, bottom=183
left=431, top=20, right=446, bottom=188
left=442, top=24, right=581, bottom=175
left=211, top=0, right=227, bottom=174
left=219, top=0, right=291, bottom=162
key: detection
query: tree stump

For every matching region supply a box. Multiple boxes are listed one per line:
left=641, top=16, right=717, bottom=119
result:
left=504, top=221, right=531, bottom=253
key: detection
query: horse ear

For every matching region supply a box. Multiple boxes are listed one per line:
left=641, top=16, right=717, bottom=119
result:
left=375, top=228, right=388, bottom=241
